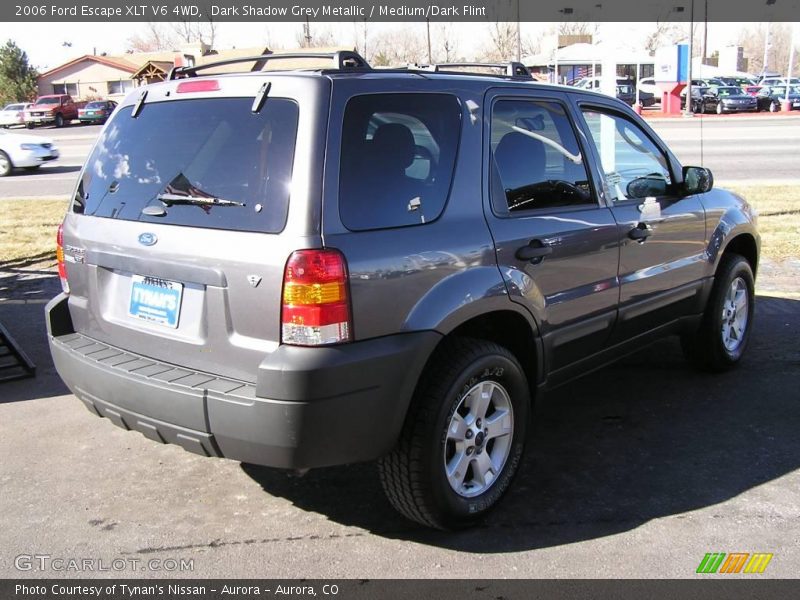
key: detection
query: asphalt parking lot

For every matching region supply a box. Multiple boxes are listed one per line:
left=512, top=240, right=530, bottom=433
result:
left=1, top=288, right=798, bottom=578
left=0, top=113, right=798, bottom=579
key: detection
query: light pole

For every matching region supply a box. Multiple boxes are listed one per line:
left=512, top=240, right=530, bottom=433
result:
left=785, top=25, right=796, bottom=110
left=683, top=0, right=695, bottom=117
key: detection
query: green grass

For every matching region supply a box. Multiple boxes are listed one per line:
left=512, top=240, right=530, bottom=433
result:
left=727, top=185, right=800, bottom=262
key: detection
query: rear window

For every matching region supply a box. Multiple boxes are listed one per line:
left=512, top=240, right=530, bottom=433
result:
left=339, top=93, right=461, bottom=231
left=74, top=97, right=299, bottom=234
left=86, top=101, right=108, bottom=108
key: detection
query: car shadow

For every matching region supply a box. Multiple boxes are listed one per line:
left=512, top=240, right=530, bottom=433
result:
left=242, top=295, right=800, bottom=551
left=0, top=298, right=69, bottom=402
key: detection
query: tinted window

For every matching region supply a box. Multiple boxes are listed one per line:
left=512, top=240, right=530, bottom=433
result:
left=581, top=109, right=672, bottom=201
left=74, top=98, right=299, bottom=234
left=339, top=93, right=461, bottom=231
left=491, top=99, right=594, bottom=212
left=86, top=101, right=109, bottom=109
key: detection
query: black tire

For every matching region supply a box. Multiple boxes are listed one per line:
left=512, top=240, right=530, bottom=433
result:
left=769, top=101, right=779, bottom=113
left=26, top=122, right=35, bottom=129
left=716, top=102, right=724, bottom=115
left=54, top=113, right=64, bottom=128
left=681, top=254, right=755, bottom=371
left=0, top=150, right=12, bottom=177
left=378, top=337, right=529, bottom=530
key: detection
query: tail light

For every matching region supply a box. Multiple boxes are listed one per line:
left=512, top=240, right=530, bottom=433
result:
left=56, top=223, right=69, bottom=294
left=281, top=249, right=351, bottom=346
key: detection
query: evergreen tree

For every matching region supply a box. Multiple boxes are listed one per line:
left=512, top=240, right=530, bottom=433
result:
left=0, top=40, right=39, bottom=105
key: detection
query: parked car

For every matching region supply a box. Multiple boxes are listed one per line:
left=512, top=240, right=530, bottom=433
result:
left=636, top=77, right=660, bottom=101
left=24, top=94, right=84, bottom=128
left=616, top=84, right=656, bottom=107
left=682, top=86, right=721, bottom=114
left=758, top=76, right=800, bottom=87
left=744, top=85, right=763, bottom=97
left=718, top=76, right=756, bottom=87
left=0, top=129, right=59, bottom=176
left=78, top=100, right=118, bottom=125
left=574, top=76, right=631, bottom=91
left=0, top=102, right=33, bottom=128
left=756, top=85, right=800, bottom=112
left=47, top=51, right=760, bottom=530
left=710, top=86, right=758, bottom=113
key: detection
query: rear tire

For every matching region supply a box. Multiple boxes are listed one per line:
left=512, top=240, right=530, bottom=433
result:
left=0, top=151, right=12, bottom=177
left=378, top=337, right=529, bottom=530
left=681, top=254, right=755, bottom=371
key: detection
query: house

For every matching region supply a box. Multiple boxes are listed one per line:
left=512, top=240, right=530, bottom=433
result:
left=36, top=54, right=139, bottom=100
left=37, top=45, right=353, bottom=101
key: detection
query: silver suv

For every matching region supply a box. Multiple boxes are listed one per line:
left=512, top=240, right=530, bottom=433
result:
left=47, top=52, right=759, bottom=530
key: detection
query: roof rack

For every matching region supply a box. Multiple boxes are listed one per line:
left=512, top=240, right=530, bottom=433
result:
left=414, top=62, right=533, bottom=80
left=168, top=50, right=370, bottom=80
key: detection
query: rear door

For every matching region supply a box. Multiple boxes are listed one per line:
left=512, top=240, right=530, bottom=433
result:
left=483, top=88, right=620, bottom=375
left=574, top=100, right=707, bottom=342
left=61, top=76, right=329, bottom=383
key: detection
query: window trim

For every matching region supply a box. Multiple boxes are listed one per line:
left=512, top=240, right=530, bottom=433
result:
left=488, top=95, right=602, bottom=219
left=576, top=101, right=679, bottom=207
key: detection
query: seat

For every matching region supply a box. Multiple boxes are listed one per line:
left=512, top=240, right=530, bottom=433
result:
left=493, top=131, right=547, bottom=196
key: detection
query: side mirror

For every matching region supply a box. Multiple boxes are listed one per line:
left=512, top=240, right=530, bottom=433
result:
left=683, top=166, right=714, bottom=195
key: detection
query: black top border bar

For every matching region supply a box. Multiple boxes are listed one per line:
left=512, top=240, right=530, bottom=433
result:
left=4, top=0, right=800, bottom=22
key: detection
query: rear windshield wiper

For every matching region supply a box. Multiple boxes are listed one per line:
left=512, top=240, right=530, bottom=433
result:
left=156, top=193, right=245, bottom=207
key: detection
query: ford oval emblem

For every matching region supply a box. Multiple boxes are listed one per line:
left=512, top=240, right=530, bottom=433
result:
left=138, top=233, right=158, bottom=246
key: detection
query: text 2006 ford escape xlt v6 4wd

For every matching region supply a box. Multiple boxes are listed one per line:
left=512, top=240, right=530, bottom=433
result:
left=47, top=52, right=759, bottom=530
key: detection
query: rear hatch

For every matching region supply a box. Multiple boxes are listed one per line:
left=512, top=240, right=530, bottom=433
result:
left=61, top=74, right=328, bottom=382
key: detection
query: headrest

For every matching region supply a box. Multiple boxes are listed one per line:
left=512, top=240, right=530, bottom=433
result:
left=371, top=123, right=415, bottom=170
left=494, top=131, right=546, bottom=188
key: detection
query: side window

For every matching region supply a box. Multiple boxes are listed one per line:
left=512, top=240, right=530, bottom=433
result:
left=581, top=108, right=673, bottom=202
left=491, top=99, right=595, bottom=213
left=339, top=94, right=461, bottom=231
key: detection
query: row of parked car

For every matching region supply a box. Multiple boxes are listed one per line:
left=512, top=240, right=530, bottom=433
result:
left=574, top=74, right=800, bottom=114
left=0, top=97, right=117, bottom=129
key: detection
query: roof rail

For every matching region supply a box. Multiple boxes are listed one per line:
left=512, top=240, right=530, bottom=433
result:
left=416, top=62, right=533, bottom=80
left=168, top=50, right=370, bottom=80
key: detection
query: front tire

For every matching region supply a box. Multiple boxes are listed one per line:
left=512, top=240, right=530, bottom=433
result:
left=54, top=113, right=64, bottom=128
left=769, top=101, right=779, bottom=113
left=0, top=151, right=12, bottom=177
left=682, top=254, right=755, bottom=371
left=378, top=337, right=529, bottom=530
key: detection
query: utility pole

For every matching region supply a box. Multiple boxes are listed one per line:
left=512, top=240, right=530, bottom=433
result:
left=516, top=0, right=522, bottom=62
left=303, top=17, right=311, bottom=48
left=426, top=19, right=432, bottom=64
left=762, top=22, right=771, bottom=76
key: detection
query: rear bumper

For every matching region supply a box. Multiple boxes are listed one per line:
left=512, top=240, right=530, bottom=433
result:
left=46, top=294, right=441, bottom=469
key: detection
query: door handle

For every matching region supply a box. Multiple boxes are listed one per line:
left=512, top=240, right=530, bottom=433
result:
left=516, top=240, right=553, bottom=262
left=628, top=223, right=653, bottom=241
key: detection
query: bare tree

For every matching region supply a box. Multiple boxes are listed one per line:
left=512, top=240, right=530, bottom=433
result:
left=126, top=23, right=173, bottom=52
left=479, top=22, right=518, bottom=62
left=170, top=18, right=217, bottom=48
left=738, top=23, right=798, bottom=76
left=434, top=23, right=460, bottom=63
left=295, top=23, right=339, bottom=48
left=371, top=26, right=427, bottom=66
left=557, top=22, right=599, bottom=37
left=644, top=21, right=685, bottom=55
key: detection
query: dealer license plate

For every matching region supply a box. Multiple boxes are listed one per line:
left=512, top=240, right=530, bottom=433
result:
left=128, top=275, right=183, bottom=328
